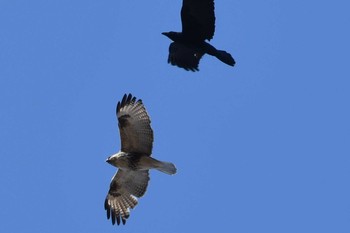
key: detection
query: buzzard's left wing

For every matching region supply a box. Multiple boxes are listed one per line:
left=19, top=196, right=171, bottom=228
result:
left=105, top=170, right=150, bottom=225
left=117, top=94, right=154, bottom=155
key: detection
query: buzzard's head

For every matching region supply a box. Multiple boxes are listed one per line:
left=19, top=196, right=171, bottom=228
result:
left=106, top=151, right=128, bottom=168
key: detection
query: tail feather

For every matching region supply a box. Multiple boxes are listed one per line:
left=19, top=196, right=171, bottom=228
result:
left=156, top=161, right=177, bottom=175
left=215, top=50, right=236, bottom=66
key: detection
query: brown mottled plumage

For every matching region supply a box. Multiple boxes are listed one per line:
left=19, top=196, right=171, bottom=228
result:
left=104, top=94, right=177, bottom=225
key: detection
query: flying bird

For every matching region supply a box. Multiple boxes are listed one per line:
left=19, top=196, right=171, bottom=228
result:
left=162, top=0, right=235, bottom=71
left=104, top=94, right=177, bottom=225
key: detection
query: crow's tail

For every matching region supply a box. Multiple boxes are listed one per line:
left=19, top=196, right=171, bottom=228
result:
left=215, top=50, right=236, bottom=66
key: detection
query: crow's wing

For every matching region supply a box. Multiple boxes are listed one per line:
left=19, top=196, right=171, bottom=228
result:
left=117, top=94, right=153, bottom=155
left=105, top=170, right=150, bottom=225
left=167, top=42, right=204, bottom=71
left=181, top=0, right=215, bottom=41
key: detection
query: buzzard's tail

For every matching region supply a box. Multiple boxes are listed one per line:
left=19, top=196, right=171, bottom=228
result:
left=215, top=50, right=236, bottom=67
left=155, top=160, right=177, bottom=175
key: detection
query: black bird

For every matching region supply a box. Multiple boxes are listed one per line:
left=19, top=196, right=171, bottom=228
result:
left=162, top=0, right=235, bottom=71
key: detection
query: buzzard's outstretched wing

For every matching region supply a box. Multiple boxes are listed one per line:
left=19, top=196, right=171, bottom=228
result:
left=117, top=94, right=153, bottom=155
left=167, top=42, right=204, bottom=71
left=105, top=170, right=150, bottom=225
left=181, top=0, right=215, bottom=41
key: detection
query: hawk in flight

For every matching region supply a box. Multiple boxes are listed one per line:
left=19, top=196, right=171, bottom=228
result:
left=104, top=94, right=177, bottom=225
left=162, top=0, right=235, bottom=71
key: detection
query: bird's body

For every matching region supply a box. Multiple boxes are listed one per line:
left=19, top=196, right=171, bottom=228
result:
left=104, top=94, right=176, bottom=226
left=107, top=151, right=176, bottom=174
left=162, top=0, right=235, bottom=71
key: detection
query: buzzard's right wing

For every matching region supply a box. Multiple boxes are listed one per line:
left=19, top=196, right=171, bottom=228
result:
left=104, top=170, right=150, bottom=225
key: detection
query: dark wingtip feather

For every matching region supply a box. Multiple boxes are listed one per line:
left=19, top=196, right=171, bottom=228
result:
left=116, top=101, right=120, bottom=115
left=121, top=94, right=130, bottom=108
left=122, top=94, right=128, bottom=106
left=126, top=93, right=132, bottom=104
left=116, top=93, right=127, bottom=114
left=111, top=212, right=116, bottom=225
left=104, top=199, right=110, bottom=219
left=131, top=97, right=136, bottom=105
left=104, top=198, right=108, bottom=210
left=117, top=93, right=134, bottom=115
left=186, top=67, right=199, bottom=72
left=116, top=93, right=146, bottom=116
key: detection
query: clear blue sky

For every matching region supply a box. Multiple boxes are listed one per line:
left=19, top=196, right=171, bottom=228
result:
left=0, top=1, right=349, bottom=232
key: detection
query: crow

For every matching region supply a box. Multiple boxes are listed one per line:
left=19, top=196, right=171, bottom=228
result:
left=162, top=0, right=235, bottom=71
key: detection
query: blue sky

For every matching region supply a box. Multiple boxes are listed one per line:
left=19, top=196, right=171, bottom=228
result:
left=0, top=0, right=349, bottom=232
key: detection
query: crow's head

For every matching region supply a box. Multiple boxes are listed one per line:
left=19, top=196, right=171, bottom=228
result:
left=162, top=31, right=182, bottom=42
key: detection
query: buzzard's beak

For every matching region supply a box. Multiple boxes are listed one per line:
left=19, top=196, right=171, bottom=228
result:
left=106, top=157, right=110, bottom=163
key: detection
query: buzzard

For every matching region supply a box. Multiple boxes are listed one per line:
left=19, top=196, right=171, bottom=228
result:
left=162, top=0, right=235, bottom=71
left=104, top=94, right=177, bottom=225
